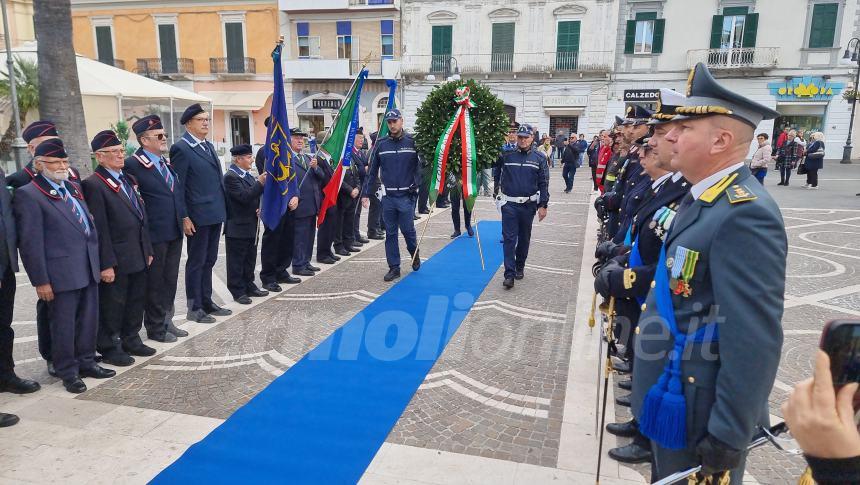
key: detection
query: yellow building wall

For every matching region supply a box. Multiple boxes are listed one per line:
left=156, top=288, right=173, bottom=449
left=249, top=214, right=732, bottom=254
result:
left=290, top=20, right=399, bottom=60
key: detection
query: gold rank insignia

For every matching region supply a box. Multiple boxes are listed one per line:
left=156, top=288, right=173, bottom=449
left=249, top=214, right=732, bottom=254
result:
left=726, top=184, right=757, bottom=204
left=623, top=269, right=637, bottom=289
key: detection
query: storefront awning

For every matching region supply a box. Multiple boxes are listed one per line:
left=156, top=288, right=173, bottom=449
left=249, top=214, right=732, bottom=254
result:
left=203, top=91, right=272, bottom=111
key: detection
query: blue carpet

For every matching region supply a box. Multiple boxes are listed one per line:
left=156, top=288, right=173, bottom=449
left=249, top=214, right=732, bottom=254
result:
left=153, top=221, right=503, bottom=484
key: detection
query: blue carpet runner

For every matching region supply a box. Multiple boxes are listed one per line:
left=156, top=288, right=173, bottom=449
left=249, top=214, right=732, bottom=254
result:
left=153, top=221, right=504, bottom=484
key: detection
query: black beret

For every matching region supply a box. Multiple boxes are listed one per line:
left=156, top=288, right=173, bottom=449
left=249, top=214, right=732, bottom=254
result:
left=91, top=130, right=122, bottom=152
left=132, top=115, right=164, bottom=135
left=34, top=137, right=67, bottom=158
left=23, top=120, right=58, bottom=143
left=264, top=116, right=272, bottom=128
left=289, top=127, right=308, bottom=137
left=180, top=103, right=205, bottom=125
left=230, top=144, right=252, bottom=156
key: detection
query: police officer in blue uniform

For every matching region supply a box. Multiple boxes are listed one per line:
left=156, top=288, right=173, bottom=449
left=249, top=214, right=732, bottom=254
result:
left=631, top=63, right=785, bottom=484
left=362, top=109, right=422, bottom=282
left=493, top=124, right=549, bottom=289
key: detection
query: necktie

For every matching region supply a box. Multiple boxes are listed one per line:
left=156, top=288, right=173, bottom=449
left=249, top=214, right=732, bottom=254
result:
left=157, top=158, right=174, bottom=191
left=677, top=193, right=695, bottom=214
left=244, top=172, right=255, bottom=184
left=119, top=174, right=143, bottom=217
left=59, top=187, right=90, bottom=235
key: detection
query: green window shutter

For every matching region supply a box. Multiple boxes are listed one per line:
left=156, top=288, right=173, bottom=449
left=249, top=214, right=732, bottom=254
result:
left=557, top=21, right=580, bottom=53
left=431, top=25, right=452, bottom=55
left=742, top=13, right=758, bottom=48
left=723, top=6, right=749, bottom=16
left=652, top=19, right=666, bottom=54
left=95, top=25, right=114, bottom=63
left=710, top=15, right=724, bottom=48
left=635, top=12, right=657, bottom=21
left=225, top=23, right=244, bottom=59
left=809, top=3, right=838, bottom=49
left=491, top=22, right=515, bottom=54
left=624, top=20, right=636, bottom=54
left=158, top=24, right=177, bottom=61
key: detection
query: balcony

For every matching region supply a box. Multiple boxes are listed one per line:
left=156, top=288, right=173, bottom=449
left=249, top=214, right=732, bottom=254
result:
left=687, top=47, right=780, bottom=70
left=210, top=57, right=256, bottom=76
left=99, top=58, right=125, bottom=70
left=136, top=58, right=195, bottom=79
left=283, top=58, right=400, bottom=79
left=348, top=0, right=394, bottom=5
left=279, top=0, right=396, bottom=11
left=401, top=52, right=613, bottom=78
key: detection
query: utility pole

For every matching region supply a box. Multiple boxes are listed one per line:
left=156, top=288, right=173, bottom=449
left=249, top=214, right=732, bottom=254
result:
left=1, top=0, right=27, bottom=169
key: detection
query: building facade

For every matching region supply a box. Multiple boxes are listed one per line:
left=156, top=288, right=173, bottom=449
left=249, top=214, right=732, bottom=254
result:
left=279, top=0, right=401, bottom=139
left=70, top=0, right=280, bottom=153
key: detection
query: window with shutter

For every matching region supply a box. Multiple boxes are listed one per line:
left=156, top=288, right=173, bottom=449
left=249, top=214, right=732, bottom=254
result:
left=556, top=21, right=580, bottom=70
left=158, top=24, right=178, bottom=73
left=431, top=25, right=452, bottom=73
left=624, top=13, right=660, bottom=55
left=95, top=25, right=114, bottom=65
left=225, top=22, right=245, bottom=73
left=809, top=3, right=838, bottom=48
left=491, top=22, right=515, bottom=72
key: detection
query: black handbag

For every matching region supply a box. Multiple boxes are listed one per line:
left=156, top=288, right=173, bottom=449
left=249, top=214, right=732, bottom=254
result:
left=797, top=162, right=808, bottom=175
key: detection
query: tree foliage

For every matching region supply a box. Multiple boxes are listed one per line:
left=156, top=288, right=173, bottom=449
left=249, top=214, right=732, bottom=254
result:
left=414, top=79, right=508, bottom=174
left=0, top=57, right=40, bottom=159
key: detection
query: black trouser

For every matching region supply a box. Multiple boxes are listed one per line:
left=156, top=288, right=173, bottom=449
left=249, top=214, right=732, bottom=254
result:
left=316, top=206, right=337, bottom=260
left=226, top=236, right=258, bottom=299
left=417, top=165, right=430, bottom=212
left=590, top=165, right=598, bottom=190
left=806, top=168, right=819, bottom=187
left=562, top=162, right=577, bottom=191
left=0, top=266, right=15, bottom=376
left=779, top=163, right=793, bottom=184
left=614, top=299, right=641, bottom=365
left=185, top=223, right=222, bottom=312
left=353, top=200, right=363, bottom=239
left=292, top=215, right=316, bottom=271
left=36, top=300, right=51, bottom=361
left=368, top=189, right=383, bottom=233
left=449, top=189, right=472, bottom=233
left=260, top=210, right=294, bottom=284
left=97, top=269, right=146, bottom=355
left=48, top=282, right=98, bottom=381
left=145, top=237, right=182, bottom=336
left=334, top=198, right=357, bottom=251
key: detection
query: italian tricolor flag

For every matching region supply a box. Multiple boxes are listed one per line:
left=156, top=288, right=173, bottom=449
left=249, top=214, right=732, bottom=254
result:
left=317, top=69, right=368, bottom=226
left=429, top=86, right=478, bottom=212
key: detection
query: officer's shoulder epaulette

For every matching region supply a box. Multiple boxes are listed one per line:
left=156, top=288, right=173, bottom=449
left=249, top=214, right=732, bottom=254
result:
left=725, top=184, right=758, bottom=204
left=698, top=172, right=739, bottom=204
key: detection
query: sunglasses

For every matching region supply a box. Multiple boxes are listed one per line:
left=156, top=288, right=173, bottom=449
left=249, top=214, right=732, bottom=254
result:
left=144, top=133, right=167, bottom=141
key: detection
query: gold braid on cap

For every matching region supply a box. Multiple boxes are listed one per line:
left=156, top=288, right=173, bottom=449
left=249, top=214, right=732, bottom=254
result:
left=652, top=112, right=677, bottom=120
left=675, top=105, right=734, bottom=116
left=686, top=67, right=696, bottom=97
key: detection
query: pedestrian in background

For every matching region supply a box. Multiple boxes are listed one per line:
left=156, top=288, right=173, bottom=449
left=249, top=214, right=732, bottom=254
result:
left=749, top=132, right=772, bottom=184
left=777, top=129, right=803, bottom=186
left=587, top=135, right=600, bottom=192
left=560, top=134, right=579, bottom=193
left=804, top=132, right=825, bottom=190
left=538, top=137, right=554, bottom=167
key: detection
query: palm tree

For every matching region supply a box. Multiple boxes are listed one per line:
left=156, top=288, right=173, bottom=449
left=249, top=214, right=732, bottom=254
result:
left=33, top=0, right=91, bottom=176
left=0, top=57, right=39, bottom=159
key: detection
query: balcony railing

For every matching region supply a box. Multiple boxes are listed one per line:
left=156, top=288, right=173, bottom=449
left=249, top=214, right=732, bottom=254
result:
left=348, top=0, right=394, bottom=5
left=687, top=47, right=780, bottom=70
left=402, top=52, right=613, bottom=77
left=99, top=58, right=125, bottom=70
left=351, top=59, right=383, bottom=76
left=210, top=57, right=256, bottom=75
left=137, top=58, right=195, bottom=77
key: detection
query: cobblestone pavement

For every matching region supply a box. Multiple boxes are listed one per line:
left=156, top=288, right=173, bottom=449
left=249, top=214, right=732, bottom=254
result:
left=4, top=163, right=860, bottom=484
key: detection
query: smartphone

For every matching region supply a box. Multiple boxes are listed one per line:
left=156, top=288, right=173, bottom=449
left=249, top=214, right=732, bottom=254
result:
left=820, top=320, right=860, bottom=386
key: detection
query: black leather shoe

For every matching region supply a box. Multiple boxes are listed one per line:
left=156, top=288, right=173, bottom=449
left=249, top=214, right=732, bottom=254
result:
left=63, top=377, right=87, bottom=394
left=450, top=231, right=461, bottom=239
left=466, top=226, right=474, bottom=237
left=618, top=379, right=632, bottom=391
left=411, top=250, right=421, bottom=271
left=47, top=361, right=57, bottom=378
left=203, top=305, right=232, bottom=317
left=248, top=288, right=269, bottom=298
left=436, top=203, right=449, bottom=209
left=608, top=442, right=652, bottom=464
left=615, top=394, right=631, bottom=407
left=330, top=254, right=342, bottom=261
left=606, top=420, right=639, bottom=438
left=166, top=321, right=189, bottom=337
left=101, top=352, right=135, bottom=367
left=347, top=246, right=361, bottom=253
left=0, top=412, right=19, bottom=427
left=148, top=331, right=178, bottom=343
left=503, top=278, right=515, bottom=289
left=515, top=270, right=524, bottom=280
left=352, top=240, right=365, bottom=247
left=418, top=209, right=430, bottom=215
left=413, top=214, right=420, bottom=220
left=306, top=264, right=321, bottom=272
left=368, top=232, right=384, bottom=240
left=263, top=282, right=283, bottom=292
left=124, top=342, right=156, bottom=357
left=235, top=295, right=253, bottom=305
left=0, top=374, right=41, bottom=394
left=319, top=256, right=338, bottom=264
left=613, top=361, right=631, bottom=374
left=294, top=268, right=315, bottom=277
left=384, top=268, right=401, bottom=282
left=335, top=248, right=350, bottom=256
left=186, top=310, right=216, bottom=324
left=80, top=365, right=116, bottom=379
left=357, top=236, right=370, bottom=244
left=281, top=274, right=302, bottom=284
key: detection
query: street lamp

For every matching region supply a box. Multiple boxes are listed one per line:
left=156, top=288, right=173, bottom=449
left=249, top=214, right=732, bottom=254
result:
left=0, top=0, right=27, bottom=170
left=840, top=37, right=860, bottom=164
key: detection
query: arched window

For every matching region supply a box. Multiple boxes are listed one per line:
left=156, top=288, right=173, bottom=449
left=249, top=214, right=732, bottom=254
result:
left=377, top=97, right=389, bottom=109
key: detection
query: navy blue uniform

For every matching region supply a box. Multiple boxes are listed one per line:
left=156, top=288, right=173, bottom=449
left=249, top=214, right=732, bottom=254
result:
left=223, top=165, right=264, bottom=299
left=169, top=132, right=226, bottom=313
left=493, top=147, right=550, bottom=279
left=255, top=149, right=295, bottom=285
left=351, top=148, right=368, bottom=239
left=364, top=133, right=422, bottom=269
left=292, top=153, right=327, bottom=272
left=0, top=170, right=18, bottom=377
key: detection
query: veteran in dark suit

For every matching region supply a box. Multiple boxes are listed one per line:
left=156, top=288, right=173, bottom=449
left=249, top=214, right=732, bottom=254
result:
left=170, top=104, right=231, bottom=323
left=332, top=131, right=365, bottom=257
left=630, top=63, right=786, bottom=484
left=6, top=120, right=80, bottom=374
left=125, top=115, right=189, bottom=343
left=14, top=139, right=115, bottom=394
left=351, top=132, right=369, bottom=244
left=291, top=128, right=327, bottom=277
left=82, top=130, right=155, bottom=367
left=0, top=169, right=40, bottom=428
left=224, top=144, right=268, bottom=305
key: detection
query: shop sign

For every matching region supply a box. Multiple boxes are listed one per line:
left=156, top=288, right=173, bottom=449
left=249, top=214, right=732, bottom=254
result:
left=623, top=89, right=660, bottom=102
left=313, top=98, right=343, bottom=110
left=767, top=77, right=844, bottom=101
left=542, top=95, right=589, bottom=107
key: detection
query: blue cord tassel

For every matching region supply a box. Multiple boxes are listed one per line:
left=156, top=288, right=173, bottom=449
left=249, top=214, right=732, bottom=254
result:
left=654, top=389, right=687, bottom=450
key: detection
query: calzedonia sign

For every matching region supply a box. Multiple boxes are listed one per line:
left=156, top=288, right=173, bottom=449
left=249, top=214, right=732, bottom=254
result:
left=623, top=89, right=660, bottom=102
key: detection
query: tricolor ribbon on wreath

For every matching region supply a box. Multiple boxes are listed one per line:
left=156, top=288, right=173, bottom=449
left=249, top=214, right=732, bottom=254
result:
left=428, top=86, right=479, bottom=212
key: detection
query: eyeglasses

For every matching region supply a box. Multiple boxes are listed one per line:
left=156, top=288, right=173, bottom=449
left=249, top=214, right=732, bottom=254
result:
left=97, top=148, right=125, bottom=155
left=144, top=133, right=167, bottom=141
left=192, top=116, right=210, bottom=123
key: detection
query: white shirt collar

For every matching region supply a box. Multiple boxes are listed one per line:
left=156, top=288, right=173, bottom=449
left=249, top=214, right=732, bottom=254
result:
left=671, top=171, right=684, bottom=182
left=230, top=164, right=248, bottom=177
left=652, top=172, right=672, bottom=189
left=690, top=162, right=745, bottom=201
left=186, top=132, right=206, bottom=146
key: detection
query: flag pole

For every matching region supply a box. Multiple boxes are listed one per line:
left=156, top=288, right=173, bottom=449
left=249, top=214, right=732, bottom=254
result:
left=472, top=218, right=485, bottom=271
left=317, top=51, right=373, bottom=152
left=412, top=206, right=433, bottom=267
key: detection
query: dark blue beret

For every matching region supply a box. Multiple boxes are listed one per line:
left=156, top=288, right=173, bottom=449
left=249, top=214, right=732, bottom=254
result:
left=133, top=115, right=164, bottom=135
left=34, top=138, right=67, bottom=158
left=91, top=130, right=122, bottom=152
left=230, top=144, right=252, bottom=156
left=180, top=103, right=205, bottom=125
left=23, top=120, right=58, bottom=143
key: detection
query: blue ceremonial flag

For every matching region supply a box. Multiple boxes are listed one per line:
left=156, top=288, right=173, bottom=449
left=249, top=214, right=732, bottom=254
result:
left=260, top=42, right=298, bottom=231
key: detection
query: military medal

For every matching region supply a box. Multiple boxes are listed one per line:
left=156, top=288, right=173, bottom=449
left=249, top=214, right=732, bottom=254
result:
left=669, top=246, right=699, bottom=297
